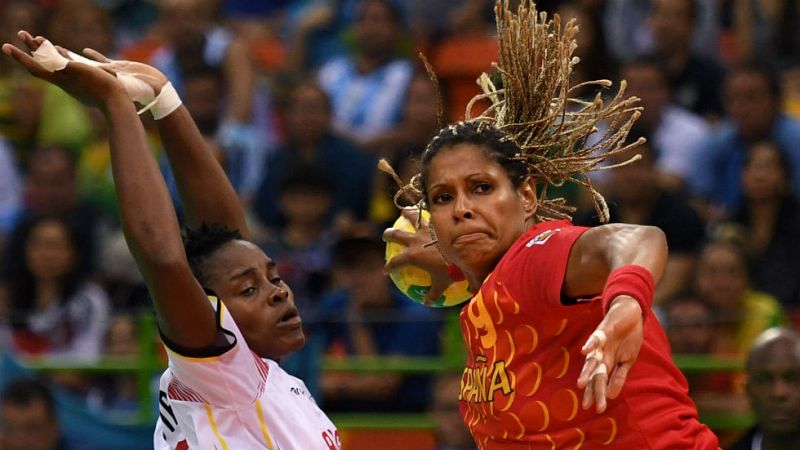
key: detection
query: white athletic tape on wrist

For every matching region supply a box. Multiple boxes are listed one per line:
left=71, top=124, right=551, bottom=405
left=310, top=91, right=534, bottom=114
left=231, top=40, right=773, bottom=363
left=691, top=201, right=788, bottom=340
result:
left=140, top=81, right=181, bottom=120
left=31, top=40, right=180, bottom=117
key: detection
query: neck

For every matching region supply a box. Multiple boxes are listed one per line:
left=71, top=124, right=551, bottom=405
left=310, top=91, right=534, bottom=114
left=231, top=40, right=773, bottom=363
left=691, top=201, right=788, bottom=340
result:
left=356, top=53, right=388, bottom=74
left=663, top=48, right=689, bottom=75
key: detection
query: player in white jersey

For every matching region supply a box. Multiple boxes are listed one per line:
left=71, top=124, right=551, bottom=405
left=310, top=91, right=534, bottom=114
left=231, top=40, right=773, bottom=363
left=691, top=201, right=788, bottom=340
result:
left=3, top=32, right=341, bottom=450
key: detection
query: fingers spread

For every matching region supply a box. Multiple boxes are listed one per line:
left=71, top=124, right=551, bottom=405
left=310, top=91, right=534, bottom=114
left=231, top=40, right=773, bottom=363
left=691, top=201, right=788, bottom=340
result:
left=384, top=252, right=410, bottom=273
left=577, top=350, right=602, bottom=388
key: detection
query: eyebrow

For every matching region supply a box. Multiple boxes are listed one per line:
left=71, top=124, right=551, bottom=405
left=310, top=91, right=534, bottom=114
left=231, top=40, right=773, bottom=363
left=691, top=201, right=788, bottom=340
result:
left=228, top=260, right=276, bottom=281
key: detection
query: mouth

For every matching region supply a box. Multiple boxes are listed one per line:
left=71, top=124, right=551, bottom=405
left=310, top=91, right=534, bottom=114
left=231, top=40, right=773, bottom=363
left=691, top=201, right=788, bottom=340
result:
left=277, top=307, right=302, bottom=328
left=453, top=232, right=489, bottom=246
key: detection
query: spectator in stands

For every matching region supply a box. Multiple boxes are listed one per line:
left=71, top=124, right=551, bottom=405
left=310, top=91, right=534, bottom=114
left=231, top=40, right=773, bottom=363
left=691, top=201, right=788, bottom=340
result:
left=0, top=0, right=44, bottom=156
left=730, top=0, right=800, bottom=72
left=556, top=2, right=615, bottom=100
left=619, top=57, right=712, bottom=190
left=603, top=0, right=721, bottom=65
left=574, top=138, right=706, bottom=305
left=252, top=80, right=374, bottom=230
left=694, top=239, right=784, bottom=358
left=429, top=373, right=477, bottom=450
left=2, top=146, right=105, bottom=276
left=1, top=378, right=68, bottom=450
left=690, top=63, right=800, bottom=220
left=318, top=236, right=442, bottom=412
left=663, top=292, right=714, bottom=354
left=646, top=0, right=725, bottom=117
left=0, top=217, right=110, bottom=359
left=0, top=136, right=21, bottom=248
left=731, top=140, right=800, bottom=311
left=730, top=327, right=800, bottom=450
left=317, top=0, right=414, bottom=146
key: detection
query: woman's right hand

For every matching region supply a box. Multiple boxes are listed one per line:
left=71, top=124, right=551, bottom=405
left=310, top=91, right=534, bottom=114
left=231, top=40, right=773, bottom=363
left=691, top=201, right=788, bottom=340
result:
left=2, top=31, right=126, bottom=108
left=383, top=208, right=453, bottom=305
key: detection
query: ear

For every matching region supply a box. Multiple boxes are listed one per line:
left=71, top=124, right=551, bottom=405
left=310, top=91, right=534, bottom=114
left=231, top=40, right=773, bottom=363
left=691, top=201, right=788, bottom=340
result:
left=518, top=177, right=538, bottom=219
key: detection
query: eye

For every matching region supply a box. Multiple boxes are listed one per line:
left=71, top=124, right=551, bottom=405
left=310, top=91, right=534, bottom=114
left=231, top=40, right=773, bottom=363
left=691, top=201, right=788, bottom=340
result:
left=240, top=286, right=257, bottom=296
left=270, top=277, right=283, bottom=285
left=432, top=192, right=452, bottom=205
left=474, top=182, right=492, bottom=194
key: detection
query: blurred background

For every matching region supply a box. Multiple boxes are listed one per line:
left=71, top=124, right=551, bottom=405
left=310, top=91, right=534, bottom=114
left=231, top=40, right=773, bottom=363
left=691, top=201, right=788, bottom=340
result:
left=0, top=0, right=799, bottom=449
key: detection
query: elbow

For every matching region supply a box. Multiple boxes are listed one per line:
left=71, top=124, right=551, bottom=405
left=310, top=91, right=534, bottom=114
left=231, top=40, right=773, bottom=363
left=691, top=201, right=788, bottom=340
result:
left=639, top=225, right=668, bottom=279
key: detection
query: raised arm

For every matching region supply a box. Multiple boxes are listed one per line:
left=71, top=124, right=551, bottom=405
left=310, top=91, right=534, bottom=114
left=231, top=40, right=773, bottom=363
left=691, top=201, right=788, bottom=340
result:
left=79, top=50, right=250, bottom=239
left=2, top=33, right=219, bottom=350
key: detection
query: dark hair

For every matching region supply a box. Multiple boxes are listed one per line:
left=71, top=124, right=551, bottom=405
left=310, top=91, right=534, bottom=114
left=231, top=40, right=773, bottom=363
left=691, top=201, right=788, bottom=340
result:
left=4, top=217, right=87, bottom=328
left=420, top=121, right=529, bottom=205
left=745, top=139, right=792, bottom=181
left=279, top=164, right=334, bottom=195
left=182, top=223, right=242, bottom=286
left=650, top=0, right=698, bottom=22
left=356, top=0, right=404, bottom=28
left=333, top=236, right=384, bottom=269
left=1, top=378, right=57, bottom=419
left=726, top=62, right=782, bottom=101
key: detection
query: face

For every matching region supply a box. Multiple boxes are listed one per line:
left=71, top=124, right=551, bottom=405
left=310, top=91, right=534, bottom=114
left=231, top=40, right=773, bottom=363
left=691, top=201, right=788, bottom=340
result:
left=665, top=300, right=713, bottom=354
left=747, top=340, right=800, bottom=435
left=335, top=251, right=390, bottom=308
left=648, top=0, right=694, bottom=54
left=355, top=1, right=400, bottom=60
left=622, top=64, right=669, bottom=127
left=279, top=190, right=332, bottom=226
left=725, top=71, right=778, bottom=139
left=25, top=220, right=76, bottom=282
left=1, top=400, right=60, bottom=450
left=404, top=77, right=438, bottom=131
left=200, top=240, right=304, bottom=359
left=695, top=244, right=749, bottom=309
left=25, top=150, right=77, bottom=216
left=184, top=75, right=222, bottom=135
left=426, top=144, right=537, bottom=282
left=609, top=146, right=657, bottom=202
left=741, top=142, right=789, bottom=202
left=285, top=84, right=330, bottom=144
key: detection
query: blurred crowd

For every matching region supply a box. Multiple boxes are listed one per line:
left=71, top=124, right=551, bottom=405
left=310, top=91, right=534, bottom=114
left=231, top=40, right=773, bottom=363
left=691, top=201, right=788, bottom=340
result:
left=0, top=0, right=800, bottom=448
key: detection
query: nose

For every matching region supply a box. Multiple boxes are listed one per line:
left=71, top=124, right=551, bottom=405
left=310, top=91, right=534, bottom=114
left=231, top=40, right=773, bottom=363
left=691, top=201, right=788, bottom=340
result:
left=267, top=284, right=289, bottom=306
left=452, top=193, right=474, bottom=221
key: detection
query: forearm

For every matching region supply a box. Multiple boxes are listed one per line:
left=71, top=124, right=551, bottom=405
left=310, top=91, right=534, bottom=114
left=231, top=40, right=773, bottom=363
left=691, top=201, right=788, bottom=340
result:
left=106, top=97, right=217, bottom=346
left=156, top=106, right=249, bottom=238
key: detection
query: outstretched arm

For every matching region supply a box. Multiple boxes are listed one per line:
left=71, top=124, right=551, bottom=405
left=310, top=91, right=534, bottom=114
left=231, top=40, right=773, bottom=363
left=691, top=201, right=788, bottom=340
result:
left=79, top=51, right=250, bottom=239
left=2, top=33, right=219, bottom=349
left=566, top=224, right=667, bottom=413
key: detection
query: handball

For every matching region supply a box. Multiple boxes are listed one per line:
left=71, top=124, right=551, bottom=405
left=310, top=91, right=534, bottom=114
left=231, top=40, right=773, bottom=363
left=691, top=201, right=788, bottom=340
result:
left=385, top=211, right=473, bottom=307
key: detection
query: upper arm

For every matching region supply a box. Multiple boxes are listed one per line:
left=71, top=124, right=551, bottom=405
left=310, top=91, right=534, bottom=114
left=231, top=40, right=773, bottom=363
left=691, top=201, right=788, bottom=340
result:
left=143, top=259, right=220, bottom=350
left=563, top=224, right=668, bottom=299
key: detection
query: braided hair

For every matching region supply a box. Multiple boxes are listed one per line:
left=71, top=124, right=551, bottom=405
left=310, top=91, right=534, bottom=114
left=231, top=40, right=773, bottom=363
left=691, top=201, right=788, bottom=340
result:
left=384, top=0, right=643, bottom=223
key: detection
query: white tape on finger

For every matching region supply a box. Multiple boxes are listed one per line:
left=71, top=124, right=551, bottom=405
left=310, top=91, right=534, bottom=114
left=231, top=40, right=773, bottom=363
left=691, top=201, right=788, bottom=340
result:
left=591, top=363, right=608, bottom=378
left=140, top=81, right=181, bottom=120
left=587, top=348, right=604, bottom=362
left=31, top=40, right=69, bottom=72
left=591, top=330, right=608, bottom=347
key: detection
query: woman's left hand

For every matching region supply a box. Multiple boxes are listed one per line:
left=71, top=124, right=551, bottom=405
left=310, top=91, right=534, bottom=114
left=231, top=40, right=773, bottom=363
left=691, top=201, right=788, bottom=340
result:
left=576, top=295, right=643, bottom=414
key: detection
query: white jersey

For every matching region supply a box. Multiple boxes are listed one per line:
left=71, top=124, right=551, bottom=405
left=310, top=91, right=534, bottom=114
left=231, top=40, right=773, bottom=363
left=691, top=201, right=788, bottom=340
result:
left=154, top=298, right=341, bottom=450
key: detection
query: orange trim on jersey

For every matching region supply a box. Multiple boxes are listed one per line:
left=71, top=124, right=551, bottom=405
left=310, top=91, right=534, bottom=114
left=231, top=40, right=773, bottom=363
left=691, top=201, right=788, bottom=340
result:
left=204, top=404, right=229, bottom=450
left=255, top=399, right=275, bottom=450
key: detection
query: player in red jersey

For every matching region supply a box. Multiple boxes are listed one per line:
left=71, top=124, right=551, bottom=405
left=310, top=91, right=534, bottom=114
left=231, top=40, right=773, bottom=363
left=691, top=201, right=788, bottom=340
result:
left=383, top=2, right=720, bottom=449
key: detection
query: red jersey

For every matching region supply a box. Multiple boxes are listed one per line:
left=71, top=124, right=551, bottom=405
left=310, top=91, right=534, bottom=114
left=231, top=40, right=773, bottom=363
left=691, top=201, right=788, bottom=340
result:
left=458, top=220, right=719, bottom=450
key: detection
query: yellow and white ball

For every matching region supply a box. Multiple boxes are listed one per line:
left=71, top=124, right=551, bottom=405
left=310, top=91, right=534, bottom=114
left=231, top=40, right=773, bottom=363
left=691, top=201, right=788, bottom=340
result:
left=385, top=211, right=473, bottom=307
